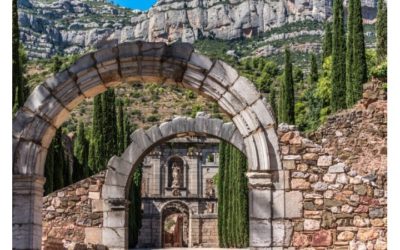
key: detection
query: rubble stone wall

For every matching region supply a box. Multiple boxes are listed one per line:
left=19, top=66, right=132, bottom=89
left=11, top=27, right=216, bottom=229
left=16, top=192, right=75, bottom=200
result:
left=42, top=172, right=106, bottom=250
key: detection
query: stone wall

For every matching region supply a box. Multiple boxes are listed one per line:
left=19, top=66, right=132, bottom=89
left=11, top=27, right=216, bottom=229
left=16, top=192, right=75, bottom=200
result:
left=42, top=172, right=106, bottom=249
left=278, top=124, right=387, bottom=249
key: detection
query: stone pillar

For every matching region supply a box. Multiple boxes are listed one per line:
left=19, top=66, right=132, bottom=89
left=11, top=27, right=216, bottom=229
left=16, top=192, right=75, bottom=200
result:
left=102, top=198, right=129, bottom=250
left=13, top=174, right=45, bottom=250
left=247, top=172, right=273, bottom=249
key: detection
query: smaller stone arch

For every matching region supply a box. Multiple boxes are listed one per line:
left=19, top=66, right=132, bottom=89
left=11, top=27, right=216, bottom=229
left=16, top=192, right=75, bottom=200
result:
left=100, top=117, right=245, bottom=249
left=160, top=200, right=191, bottom=248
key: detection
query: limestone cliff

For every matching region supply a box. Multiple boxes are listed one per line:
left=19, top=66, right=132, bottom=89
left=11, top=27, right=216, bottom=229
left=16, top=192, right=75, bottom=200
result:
left=19, top=0, right=378, bottom=59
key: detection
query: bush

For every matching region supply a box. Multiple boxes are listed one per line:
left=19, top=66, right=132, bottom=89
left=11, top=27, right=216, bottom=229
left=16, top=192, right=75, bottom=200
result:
left=370, top=60, right=387, bottom=81
left=146, top=115, right=159, bottom=122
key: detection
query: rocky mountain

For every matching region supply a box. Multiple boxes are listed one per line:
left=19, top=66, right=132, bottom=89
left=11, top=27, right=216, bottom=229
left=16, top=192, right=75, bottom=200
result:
left=18, top=0, right=378, bottom=59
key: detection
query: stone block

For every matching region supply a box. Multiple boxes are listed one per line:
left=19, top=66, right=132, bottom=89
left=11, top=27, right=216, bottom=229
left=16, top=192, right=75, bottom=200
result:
left=230, top=76, right=260, bottom=105
left=102, top=227, right=127, bottom=248
left=201, top=77, right=227, bottom=99
left=250, top=219, right=272, bottom=247
left=218, top=90, right=246, bottom=116
left=220, top=123, right=236, bottom=142
left=131, top=129, right=153, bottom=149
left=249, top=189, right=271, bottom=219
left=206, top=60, right=238, bottom=88
left=194, top=117, right=208, bottom=134
left=88, top=192, right=100, bottom=200
left=311, top=182, right=329, bottom=191
left=187, top=53, right=213, bottom=70
left=69, top=53, right=96, bottom=74
left=85, top=227, right=102, bottom=244
left=252, top=130, right=270, bottom=170
left=118, top=42, right=140, bottom=59
left=92, top=200, right=103, bottom=212
left=101, top=185, right=125, bottom=199
left=229, top=129, right=246, bottom=154
left=272, top=220, right=293, bottom=247
left=244, top=135, right=259, bottom=170
left=317, top=155, right=332, bottom=167
left=13, top=110, right=56, bottom=148
left=144, top=125, right=163, bottom=143
left=250, top=98, right=275, bottom=128
left=304, top=219, right=321, bottom=231
left=282, top=160, right=296, bottom=170
left=291, top=179, right=310, bottom=190
left=285, top=191, right=303, bottom=218
left=104, top=169, right=129, bottom=187
left=13, top=140, right=47, bottom=175
left=121, top=144, right=146, bottom=166
left=23, top=85, right=67, bottom=124
left=44, top=70, right=84, bottom=110
left=103, top=210, right=128, bottom=227
left=165, top=43, right=194, bottom=61
left=369, top=207, right=384, bottom=218
left=207, top=118, right=224, bottom=138
left=323, top=173, right=337, bottom=183
left=292, top=232, right=311, bottom=247
left=107, top=156, right=133, bottom=176
left=311, top=230, right=332, bottom=246
left=328, top=163, right=346, bottom=173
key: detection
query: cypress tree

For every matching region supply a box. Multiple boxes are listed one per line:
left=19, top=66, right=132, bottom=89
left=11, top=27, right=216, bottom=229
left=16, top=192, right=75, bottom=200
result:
left=12, top=0, right=23, bottom=111
left=310, top=54, right=318, bottom=85
left=123, top=113, right=133, bottom=149
left=116, top=99, right=125, bottom=155
left=376, top=0, right=387, bottom=62
left=53, top=130, right=65, bottom=190
left=346, top=0, right=355, bottom=107
left=350, top=0, right=368, bottom=104
left=270, top=84, right=277, bottom=117
left=217, top=142, right=249, bottom=247
left=217, top=142, right=226, bottom=247
left=279, top=48, right=295, bottom=124
left=322, top=22, right=333, bottom=59
left=331, top=0, right=347, bottom=112
left=101, top=89, right=118, bottom=168
left=128, top=164, right=143, bottom=248
left=73, top=121, right=89, bottom=181
left=44, top=144, right=54, bottom=195
left=89, top=95, right=104, bottom=172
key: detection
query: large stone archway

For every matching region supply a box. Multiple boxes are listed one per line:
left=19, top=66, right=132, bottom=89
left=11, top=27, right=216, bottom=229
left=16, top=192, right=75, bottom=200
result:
left=12, top=41, right=282, bottom=249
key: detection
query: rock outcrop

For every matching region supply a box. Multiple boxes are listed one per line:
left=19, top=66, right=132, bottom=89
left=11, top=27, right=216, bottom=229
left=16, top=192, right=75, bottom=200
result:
left=19, top=0, right=378, bottom=59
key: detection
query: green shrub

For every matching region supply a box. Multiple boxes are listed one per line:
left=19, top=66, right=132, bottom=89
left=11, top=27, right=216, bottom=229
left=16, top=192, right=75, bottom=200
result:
left=146, top=115, right=159, bottom=122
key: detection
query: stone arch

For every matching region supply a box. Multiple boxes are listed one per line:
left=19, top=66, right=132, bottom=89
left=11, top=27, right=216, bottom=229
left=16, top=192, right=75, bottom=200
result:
left=12, top=41, right=281, bottom=249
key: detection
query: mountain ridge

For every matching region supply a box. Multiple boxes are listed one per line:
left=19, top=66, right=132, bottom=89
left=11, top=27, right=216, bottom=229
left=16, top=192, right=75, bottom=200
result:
left=19, top=0, right=378, bottom=59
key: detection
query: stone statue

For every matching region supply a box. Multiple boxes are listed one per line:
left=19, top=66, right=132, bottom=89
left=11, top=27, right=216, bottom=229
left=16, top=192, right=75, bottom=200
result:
left=171, top=163, right=182, bottom=196
left=171, top=163, right=181, bottom=188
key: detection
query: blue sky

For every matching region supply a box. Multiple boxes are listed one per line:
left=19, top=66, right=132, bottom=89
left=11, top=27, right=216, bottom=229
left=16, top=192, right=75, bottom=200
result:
left=108, top=0, right=157, bottom=11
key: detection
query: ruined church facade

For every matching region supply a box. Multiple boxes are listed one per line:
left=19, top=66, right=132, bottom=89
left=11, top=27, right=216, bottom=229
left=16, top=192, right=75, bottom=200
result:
left=137, top=137, right=220, bottom=248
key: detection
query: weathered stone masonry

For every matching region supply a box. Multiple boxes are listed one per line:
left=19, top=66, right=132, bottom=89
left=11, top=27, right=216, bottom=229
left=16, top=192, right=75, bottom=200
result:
left=13, top=41, right=280, bottom=250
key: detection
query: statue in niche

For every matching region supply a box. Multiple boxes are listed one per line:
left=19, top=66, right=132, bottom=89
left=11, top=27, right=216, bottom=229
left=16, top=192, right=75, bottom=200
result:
left=206, top=202, right=214, bottom=213
left=171, top=163, right=182, bottom=196
left=205, top=179, right=215, bottom=198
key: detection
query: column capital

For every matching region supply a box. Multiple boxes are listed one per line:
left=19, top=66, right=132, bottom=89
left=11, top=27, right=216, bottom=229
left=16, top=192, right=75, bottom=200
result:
left=246, top=171, right=272, bottom=189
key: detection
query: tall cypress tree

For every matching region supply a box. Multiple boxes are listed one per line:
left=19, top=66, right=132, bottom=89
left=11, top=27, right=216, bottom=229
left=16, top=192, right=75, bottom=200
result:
left=44, top=144, right=54, bottom=195
left=217, top=142, right=248, bottom=247
left=351, top=0, right=368, bottom=103
left=345, top=0, right=356, bottom=107
left=53, top=130, right=66, bottom=190
left=128, top=164, right=143, bottom=248
left=89, top=95, right=104, bottom=172
left=12, top=0, right=23, bottom=111
left=116, top=99, right=125, bottom=155
left=270, top=84, right=277, bottom=117
left=376, top=0, right=387, bottom=62
left=101, top=89, right=118, bottom=168
left=279, top=48, right=295, bottom=124
left=310, top=54, right=318, bottom=85
left=217, top=142, right=226, bottom=248
left=331, top=0, right=347, bottom=112
left=322, top=22, right=333, bottom=59
left=73, top=121, right=89, bottom=181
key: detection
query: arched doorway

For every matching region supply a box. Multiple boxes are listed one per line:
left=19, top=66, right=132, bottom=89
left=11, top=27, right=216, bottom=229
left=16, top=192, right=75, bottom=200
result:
left=161, top=201, right=190, bottom=248
left=12, top=41, right=282, bottom=250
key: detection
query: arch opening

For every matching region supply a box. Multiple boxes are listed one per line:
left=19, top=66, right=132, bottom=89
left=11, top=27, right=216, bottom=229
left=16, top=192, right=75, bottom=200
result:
left=12, top=41, right=282, bottom=250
